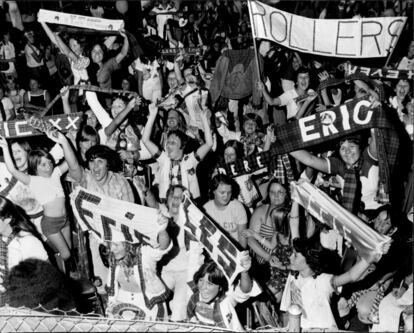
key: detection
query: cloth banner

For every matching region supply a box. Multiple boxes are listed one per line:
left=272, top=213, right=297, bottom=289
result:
left=0, top=112, right=82, bottom=139
left=345, top=64, right=414, bottom=80
left=181, top=194, right=244, bottom=284
left=249, top=0, right=406, bottom=58
left=291, top=181, right=391, bottom=262
left=222, top=96, right=392, bottom=177
left=38, top=9, right=124, bottom=31
left=70, top=187, right=167, bottom=245
left=209, top=49, right=263, bottom=105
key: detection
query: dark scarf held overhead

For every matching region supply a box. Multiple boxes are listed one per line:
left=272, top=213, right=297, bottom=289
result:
left=221, top=96, right=400, bottom=211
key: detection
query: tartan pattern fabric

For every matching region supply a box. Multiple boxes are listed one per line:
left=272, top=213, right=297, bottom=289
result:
left=346, top=278, right=392, bottom=324
left=186, top=292, right=225, bottom=328
left=342, top=159, right=363, bottom=214
left=271, top=154, right=295, bottom=185
left=222, top=96, right=395, bottom=178
left=317, top=74, right=385, bottom=101
left=0, top=234, right=14, bottom=306
left=135, top=246, right=172, bottom=310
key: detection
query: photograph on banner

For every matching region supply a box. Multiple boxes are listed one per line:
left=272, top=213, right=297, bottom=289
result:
left=249, top=0, right=406, bottom=58
left=291, top=181, right=392, bottom=262
left=181, top=194, right=245, bottom=284
left=0, top=113, right=82, bottom=139
left=70, top=187, right=167, bottom=246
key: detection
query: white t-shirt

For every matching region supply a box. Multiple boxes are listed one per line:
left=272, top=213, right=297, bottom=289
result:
left=182, top=85, right=210, bottom=130
left=156, top=151, right=200, bottom=200
left=203, top=199, right=247, bottom=243
left=1, top=97, right=14, bottom=120
left=6, top=232, right=49, bottom=269
left=151, top=4, right=177, bottom=38
left=280, top=273, right=338, bottom=330
left=0, top=41, right=16, bottom=74
left=279, top=89, right=299, bottom=120
left=24, top=44, right=44, bottom=68
left=28, top=168, right=64, bottom=206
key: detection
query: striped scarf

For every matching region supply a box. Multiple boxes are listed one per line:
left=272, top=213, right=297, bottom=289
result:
left=0, top=234, right=14, bottom=306
left=186, top=292, right=225, bottom=327
left=169, top=159, right=182, bottom=186
left=342, top=159, right=364, bottom=214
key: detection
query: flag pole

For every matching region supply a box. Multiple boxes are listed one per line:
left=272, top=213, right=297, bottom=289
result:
left=384, top=19, right=406, bottom=67
left=247, top=0, right=261, bottom=78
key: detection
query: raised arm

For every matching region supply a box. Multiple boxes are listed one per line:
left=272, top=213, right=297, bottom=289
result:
left=243, top=206, right=274, bottom=262
left=156, top=213, right=171, bottom=250
left=142, top=103, right=161, bottom=156
left=40, top=22, right=78, bottom=63
left=85, top=91, right=113, bottom=129
left=60, top=86, right=71, bottom=114
left=46, top=130, right=83, bottom=182
left=115, top=30, right=129, bottom=64
left=289, top=149, right=329, bottom=174
left=332, top=252, right=380, bottom=288
left=174, top=54, right=185, bottom=84
left=104, top=95, right=141, bottom=137
left=0, top=136, right=30, bottom=185
left=239, top=251, right=253, bottom=293
left=257, top=81, right=281, bottom=106
left=195, top=108, right=213, bottom=161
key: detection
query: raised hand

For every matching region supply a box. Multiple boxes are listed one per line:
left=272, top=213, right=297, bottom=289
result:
left=241, top=229, right=257, bottom=238
left=239, top=251, right=252, bottom=272
left=0, top=136, right=8, bottom=149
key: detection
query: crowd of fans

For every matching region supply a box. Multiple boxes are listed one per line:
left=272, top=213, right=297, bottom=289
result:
left=0, top=0, right=413, bottom=331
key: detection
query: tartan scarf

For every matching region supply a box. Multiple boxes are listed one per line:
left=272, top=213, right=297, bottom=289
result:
left=270, top=153, right=295, bottom=185
left=169, top=159, right=182, bottom=186
left=342, top=158, right=364, bottom=214
left=346, top=278, right=392, bottom=324
left=0, top=234, right=15, bottom=306
left=186, top=291, right=225, bottom=328
left=106, top=245, right=171, bottom=317
left=317, top=75, right=398, bottom=200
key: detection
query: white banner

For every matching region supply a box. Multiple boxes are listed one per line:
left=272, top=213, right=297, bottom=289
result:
left=291, top=181, right=391, bottom=261
left=70, top=187, right=166, bottom=245
left=181, top=194, right=244, bottom=284
left=249, top=0, right=406, bottom=58
left=38, top=9, right=124, bottom=31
